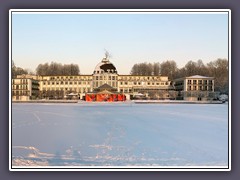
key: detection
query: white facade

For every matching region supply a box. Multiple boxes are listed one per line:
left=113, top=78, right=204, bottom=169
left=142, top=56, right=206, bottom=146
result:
left=12, top=77, right=39, bottom=101
left=12, top=59, right=216, bottom=101
left=174, top=75, right=215, bottom=101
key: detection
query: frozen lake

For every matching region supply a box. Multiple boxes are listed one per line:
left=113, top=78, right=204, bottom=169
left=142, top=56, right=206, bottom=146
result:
left=11, top=102, right=229, bottom=168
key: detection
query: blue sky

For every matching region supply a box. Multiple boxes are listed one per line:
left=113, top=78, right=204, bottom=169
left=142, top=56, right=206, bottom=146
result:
left=12, top=12, right=229, bottom=74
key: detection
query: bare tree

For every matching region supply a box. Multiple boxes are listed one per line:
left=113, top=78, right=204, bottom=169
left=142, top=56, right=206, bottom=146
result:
left=160, top=60, right=178, bottom=80
left=12, top=61, right=28, bottom=78
left=36, top=62, right=80, bottom=76
left=207, top=58, right=228, bottom=93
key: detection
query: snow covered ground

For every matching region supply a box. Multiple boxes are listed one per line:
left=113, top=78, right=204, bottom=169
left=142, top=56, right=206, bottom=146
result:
left=11, top=103, right=229, bottom=168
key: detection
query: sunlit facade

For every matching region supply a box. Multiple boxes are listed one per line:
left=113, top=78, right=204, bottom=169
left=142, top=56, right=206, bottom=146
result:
left=12, top=57, right=215, bottom=101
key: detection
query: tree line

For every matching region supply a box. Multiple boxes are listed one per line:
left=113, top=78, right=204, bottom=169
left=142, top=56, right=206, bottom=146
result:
left=36, top=62, right=80, bottom=76
left=130, top=58, right=228, bottom=93
left=12, top=62, right=28, bottom=78
left=12, top=61, right=80, bottom=77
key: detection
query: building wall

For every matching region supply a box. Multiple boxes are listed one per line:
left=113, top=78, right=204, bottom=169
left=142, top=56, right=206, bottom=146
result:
left=117, top=75, right=172, bottom=94
left=12, top=78, right=37, bottom=101
left=40, top=75, right=92, bottom=97
left=174, top=76, right=215, bottom=101
left=185, top=78, right=214, bottom=92
left=12, top=74, right=216, bottom=101
left=92, top=73, right=118, bottom=89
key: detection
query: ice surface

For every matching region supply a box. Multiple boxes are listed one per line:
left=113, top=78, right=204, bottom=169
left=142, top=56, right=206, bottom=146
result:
left=11, top=103, right=229, bottom=167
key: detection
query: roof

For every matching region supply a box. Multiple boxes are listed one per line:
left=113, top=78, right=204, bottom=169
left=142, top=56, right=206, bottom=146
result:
left=97, top=83, right=114, bottom=90
left=67, top=93, right=78, bottom=96
left=174, top=75, right=214, bottom=81
left=93, top=58, right=117, bottom=74
left=97, top=90, right=113, bottom=94
left=93, top=83, right=117, bottom=93
left=186, top=75, right=214, bottom=79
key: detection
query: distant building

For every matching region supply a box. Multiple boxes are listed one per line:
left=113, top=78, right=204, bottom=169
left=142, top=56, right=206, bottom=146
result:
left=174, top=75, right=215, bottom=101
left=11, top=57, right=216, bottom=101
left=12, top=74, right=39, bottom=101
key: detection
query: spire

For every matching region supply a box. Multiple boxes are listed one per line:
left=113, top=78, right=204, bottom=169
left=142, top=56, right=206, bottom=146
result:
left=102, top=57, right=109, bottom=63
left=102, top=50, right=110, bottom=63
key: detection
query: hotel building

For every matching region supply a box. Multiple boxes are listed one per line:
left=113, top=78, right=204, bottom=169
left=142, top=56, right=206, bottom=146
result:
left=12, top=57, right=215, bottom=101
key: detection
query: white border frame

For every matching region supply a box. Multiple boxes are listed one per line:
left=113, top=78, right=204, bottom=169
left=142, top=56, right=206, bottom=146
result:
left=9, top=9, right=231, bottom=171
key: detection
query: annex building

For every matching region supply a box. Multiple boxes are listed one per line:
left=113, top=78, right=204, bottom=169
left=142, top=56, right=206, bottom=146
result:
left=12, top=57, right=216, bottom=101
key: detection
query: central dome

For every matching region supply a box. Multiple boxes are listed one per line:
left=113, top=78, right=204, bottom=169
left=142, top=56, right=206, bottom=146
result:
left=93, top=57, right=117, bottom=74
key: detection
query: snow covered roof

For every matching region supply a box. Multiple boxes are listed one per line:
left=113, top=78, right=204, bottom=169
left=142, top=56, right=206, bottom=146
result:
left=173, top=75, right=214, bottom=81
left=67, top=93, right=78, bottom=96
left=186, top=75, right=214, bottom=79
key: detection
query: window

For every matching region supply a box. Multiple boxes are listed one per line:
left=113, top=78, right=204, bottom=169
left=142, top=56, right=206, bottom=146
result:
left=65, top=82, right=68, bottom=85
left=193, top=80, right=197, bottom=84
left=187, top=80, right=191, bottom=84
left=198, top=80, right=202, bottom=84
